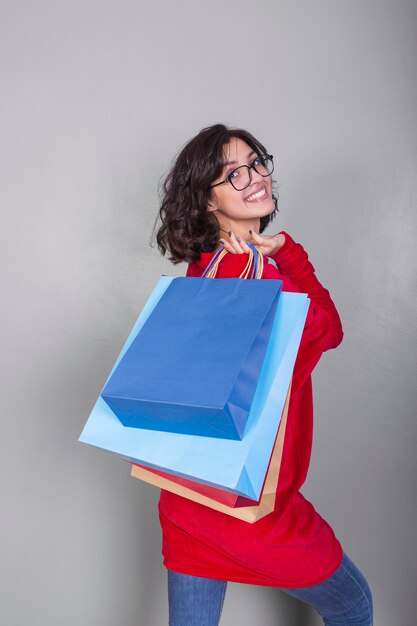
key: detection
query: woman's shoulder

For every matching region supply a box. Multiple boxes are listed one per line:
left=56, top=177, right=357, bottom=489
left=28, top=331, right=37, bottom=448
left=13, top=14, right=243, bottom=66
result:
left=186, top=252, right=214, bottom=277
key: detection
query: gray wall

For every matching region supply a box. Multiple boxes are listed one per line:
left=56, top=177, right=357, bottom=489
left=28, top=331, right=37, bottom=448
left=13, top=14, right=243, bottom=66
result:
left=1, top=1, right=416, bottom=624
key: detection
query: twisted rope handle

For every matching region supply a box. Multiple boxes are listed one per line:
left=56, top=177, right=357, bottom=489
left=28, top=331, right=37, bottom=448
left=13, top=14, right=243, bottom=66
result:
left=202, top=243, right=264, bottom=279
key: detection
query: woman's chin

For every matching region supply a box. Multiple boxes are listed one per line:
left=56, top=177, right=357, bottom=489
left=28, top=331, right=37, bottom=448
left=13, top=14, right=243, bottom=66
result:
left=248, top=199, right=276, bottom=217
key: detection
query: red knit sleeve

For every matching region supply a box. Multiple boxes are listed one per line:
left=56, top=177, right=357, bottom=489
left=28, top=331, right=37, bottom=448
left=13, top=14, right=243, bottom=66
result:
left=268, top=232, right=344, bottom=390
left=271, top=232, right=343, bottom=347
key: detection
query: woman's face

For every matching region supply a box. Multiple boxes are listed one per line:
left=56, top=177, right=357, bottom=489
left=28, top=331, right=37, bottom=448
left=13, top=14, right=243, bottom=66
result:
left=208, top=137, right=275, bottom=226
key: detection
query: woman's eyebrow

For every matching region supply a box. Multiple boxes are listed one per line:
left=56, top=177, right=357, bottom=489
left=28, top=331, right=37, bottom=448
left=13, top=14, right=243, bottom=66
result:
left=223, top=150, right=256, bottom=166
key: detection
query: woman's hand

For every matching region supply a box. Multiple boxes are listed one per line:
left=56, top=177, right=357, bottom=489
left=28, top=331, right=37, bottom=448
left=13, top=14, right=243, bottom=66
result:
left=219, top=231, right=286, bottom=257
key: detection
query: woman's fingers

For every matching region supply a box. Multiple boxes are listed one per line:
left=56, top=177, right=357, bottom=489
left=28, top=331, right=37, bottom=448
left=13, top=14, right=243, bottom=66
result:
left=219, top=232, right=251, bottom=254
left=219, top=230, right=284, bottom=256
left=248, top=230, right=285, bottom=256
left=248, top=230, right=263, bottom=247
left=219, top=238, right=238, bottom=254
left=228, top=231, right=246, bottom=253
left=239, top=238, right=251, bottom=253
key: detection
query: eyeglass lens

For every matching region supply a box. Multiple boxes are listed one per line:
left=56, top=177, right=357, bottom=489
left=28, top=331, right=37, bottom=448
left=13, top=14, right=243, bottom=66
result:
left=230, top=155, right=274, bottom=190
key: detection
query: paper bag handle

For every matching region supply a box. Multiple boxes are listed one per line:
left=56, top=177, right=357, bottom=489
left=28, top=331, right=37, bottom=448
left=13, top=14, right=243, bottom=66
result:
left=202, top=242, right=264, bottom=279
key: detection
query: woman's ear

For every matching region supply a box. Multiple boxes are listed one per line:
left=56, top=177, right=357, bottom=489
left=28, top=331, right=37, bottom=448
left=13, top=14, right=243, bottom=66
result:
left=207, top=200, right=217, bottom=213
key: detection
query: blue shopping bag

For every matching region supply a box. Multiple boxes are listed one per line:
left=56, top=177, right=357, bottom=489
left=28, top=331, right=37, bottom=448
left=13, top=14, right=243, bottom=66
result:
left=101, top=277, right=282, bottom=440
left=79, top=277, right=309, bottom=500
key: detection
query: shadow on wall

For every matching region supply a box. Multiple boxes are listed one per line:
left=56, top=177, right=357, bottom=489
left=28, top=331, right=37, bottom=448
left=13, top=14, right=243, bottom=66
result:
left=274, top=591, right=323, bottom=626
left=222, top=584, right=323, bottom=626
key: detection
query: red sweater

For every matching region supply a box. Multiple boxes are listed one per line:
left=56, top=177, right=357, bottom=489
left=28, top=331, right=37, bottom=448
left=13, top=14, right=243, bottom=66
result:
left=158, top=232, right=344, bottom=588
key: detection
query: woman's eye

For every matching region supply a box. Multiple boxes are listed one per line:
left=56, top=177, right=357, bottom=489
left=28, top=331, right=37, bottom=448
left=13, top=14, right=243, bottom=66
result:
left=229, top=170, right=239, bottom=179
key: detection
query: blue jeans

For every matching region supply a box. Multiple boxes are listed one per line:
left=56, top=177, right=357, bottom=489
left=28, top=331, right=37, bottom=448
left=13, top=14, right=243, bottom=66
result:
left=167, top=553, right=373, bottom=626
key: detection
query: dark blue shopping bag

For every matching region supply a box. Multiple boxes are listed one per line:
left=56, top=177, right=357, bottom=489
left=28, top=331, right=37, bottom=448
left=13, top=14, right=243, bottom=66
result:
left=101, top=277, right=282, bottom=439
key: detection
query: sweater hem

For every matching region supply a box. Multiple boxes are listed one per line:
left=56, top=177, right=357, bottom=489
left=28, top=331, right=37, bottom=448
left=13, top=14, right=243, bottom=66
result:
left=163, top=546, right=344, bottom=589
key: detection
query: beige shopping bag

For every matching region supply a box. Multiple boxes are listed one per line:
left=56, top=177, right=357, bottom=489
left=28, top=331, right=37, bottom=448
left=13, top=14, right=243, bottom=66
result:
left=130, top=385, right=291, bottom=523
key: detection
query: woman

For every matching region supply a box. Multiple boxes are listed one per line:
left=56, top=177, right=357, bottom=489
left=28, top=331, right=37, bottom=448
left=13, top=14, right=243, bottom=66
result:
left=154, top=124, right=373, bottom=626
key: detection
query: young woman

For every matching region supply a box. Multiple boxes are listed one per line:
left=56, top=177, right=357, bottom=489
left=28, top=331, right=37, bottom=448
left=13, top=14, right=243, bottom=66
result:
left=154, top=124, right=373, bottom=626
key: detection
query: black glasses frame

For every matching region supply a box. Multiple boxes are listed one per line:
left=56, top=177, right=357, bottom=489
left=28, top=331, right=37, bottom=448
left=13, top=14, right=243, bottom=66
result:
left=208, top=154, right=274, bottom=191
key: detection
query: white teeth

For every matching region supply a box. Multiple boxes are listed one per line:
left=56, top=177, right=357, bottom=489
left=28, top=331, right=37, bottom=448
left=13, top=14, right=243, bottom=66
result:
left=246, top=188, right=266, bottom=201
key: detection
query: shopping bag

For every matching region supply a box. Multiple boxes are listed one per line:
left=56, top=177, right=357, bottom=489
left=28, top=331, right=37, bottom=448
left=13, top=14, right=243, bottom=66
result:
left=79, top=276, right=309, bottom=500
left=131, top=382, right=291, bottom=517
left=101, top=277, right=282, bottom=440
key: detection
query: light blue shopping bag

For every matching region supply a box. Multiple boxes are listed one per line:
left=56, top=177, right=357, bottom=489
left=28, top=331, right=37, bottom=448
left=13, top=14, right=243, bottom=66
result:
left=79, top=277, right=309, bottom=500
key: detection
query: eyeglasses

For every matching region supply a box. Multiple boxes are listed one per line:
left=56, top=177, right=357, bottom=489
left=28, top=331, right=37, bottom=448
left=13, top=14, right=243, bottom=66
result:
left=209, top=154, right=274, bottom=191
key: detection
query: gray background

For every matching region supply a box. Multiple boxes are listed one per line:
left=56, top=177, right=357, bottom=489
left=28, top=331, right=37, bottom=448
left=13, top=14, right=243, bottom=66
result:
left=1, top=0, right=416, bottom=624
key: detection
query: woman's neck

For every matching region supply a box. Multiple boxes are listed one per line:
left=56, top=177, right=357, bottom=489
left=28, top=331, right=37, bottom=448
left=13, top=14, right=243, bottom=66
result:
left=217, top=218, right=261, bottom=240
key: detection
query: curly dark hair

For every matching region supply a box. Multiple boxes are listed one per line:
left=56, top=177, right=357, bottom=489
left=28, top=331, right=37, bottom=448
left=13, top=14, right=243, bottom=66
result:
left=152, top=123, right=279, bottom=264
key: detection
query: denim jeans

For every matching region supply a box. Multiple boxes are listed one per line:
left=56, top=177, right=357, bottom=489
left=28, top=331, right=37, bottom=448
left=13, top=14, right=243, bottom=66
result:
left=167, top=553, right=373, bottom=626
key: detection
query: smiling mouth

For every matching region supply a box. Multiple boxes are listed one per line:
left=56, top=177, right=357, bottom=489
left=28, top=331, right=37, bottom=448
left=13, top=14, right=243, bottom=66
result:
left=245, top=187, right=269, bottom=202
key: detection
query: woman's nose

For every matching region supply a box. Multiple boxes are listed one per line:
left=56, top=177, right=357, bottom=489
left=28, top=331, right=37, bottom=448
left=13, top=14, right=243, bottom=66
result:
left=249, top=165, right=263, bottom=185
